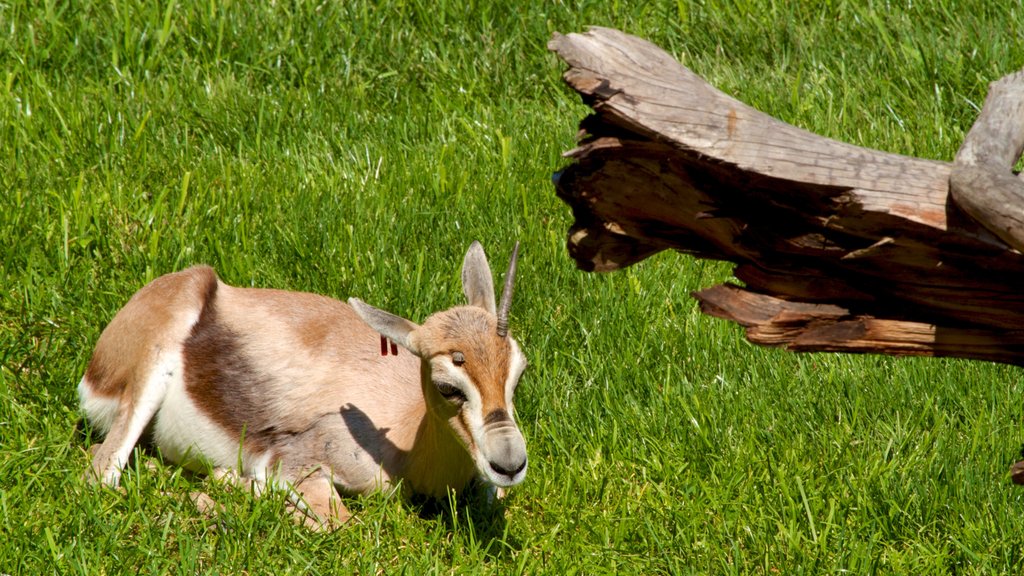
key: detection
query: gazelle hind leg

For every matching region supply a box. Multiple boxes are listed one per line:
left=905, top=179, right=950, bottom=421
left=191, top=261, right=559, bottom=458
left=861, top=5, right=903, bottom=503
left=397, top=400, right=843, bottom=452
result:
left=86, top=404, right=142, bottom=486
left=83, top=354, right=179, bottom=486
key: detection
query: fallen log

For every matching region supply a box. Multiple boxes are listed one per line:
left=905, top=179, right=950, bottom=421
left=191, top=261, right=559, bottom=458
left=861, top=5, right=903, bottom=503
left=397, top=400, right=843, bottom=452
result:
left=549, top=27, right=1024, bottom=368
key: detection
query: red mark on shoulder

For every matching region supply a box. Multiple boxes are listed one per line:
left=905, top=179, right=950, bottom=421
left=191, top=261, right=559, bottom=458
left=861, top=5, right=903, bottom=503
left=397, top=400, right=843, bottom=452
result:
left=380, top=335, right=399, bottom=356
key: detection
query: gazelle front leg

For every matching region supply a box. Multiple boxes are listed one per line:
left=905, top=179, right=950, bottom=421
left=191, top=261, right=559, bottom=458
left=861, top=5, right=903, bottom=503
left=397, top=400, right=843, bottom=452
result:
left=189, top=467, right=261, bottom=518
left=288, top=468, right=352, bottom=531
left=190, top=467, right=349, bottom=530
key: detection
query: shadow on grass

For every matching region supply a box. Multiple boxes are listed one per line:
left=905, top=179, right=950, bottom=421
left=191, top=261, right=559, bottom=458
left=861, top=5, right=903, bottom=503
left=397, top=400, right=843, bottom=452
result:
left=409, top=480, right=522, bottom=558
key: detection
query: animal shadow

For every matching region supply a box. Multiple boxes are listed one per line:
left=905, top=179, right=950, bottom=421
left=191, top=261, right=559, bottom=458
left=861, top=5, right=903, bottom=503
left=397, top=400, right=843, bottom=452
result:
left=340, top=403, right=521, bottom=554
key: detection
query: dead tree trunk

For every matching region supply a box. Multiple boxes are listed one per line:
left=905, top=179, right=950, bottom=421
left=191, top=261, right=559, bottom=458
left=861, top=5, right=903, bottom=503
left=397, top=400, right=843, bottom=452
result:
left=549, top=27, right=1024, bottom=368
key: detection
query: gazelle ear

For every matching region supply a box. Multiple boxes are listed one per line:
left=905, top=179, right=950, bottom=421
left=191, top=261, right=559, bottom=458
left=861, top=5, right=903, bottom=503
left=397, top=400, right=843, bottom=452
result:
left=348, top=298, right=421, bottom=354
left=462, top=241, right=496, bottom=314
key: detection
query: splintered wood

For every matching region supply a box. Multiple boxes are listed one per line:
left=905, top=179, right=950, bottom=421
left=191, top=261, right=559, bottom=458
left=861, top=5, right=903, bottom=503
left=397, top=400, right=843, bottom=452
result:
left=550, top=27, right=1024, bottom=367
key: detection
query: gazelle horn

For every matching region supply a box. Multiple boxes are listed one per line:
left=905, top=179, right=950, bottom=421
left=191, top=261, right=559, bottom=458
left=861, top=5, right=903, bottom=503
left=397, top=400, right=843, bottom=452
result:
left=496, top=242, right=520, bottom=338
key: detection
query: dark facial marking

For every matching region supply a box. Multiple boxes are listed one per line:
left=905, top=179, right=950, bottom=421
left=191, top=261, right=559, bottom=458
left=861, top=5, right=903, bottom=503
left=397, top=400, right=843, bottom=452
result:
left=483, top=408, right=511, bottom=427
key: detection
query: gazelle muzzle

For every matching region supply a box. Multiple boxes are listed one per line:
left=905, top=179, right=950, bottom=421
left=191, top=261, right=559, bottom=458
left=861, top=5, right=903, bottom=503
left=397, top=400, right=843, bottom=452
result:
left=480, top=409, right=528, bottom=485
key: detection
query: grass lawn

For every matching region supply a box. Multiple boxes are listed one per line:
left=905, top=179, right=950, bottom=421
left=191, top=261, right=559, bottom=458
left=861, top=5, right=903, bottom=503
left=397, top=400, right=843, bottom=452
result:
left=3, top=0, right=1024, bottom=573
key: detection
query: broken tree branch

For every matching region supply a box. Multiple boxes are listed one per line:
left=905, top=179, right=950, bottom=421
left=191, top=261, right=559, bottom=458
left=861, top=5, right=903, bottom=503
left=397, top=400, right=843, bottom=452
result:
left=949, top=69, right=1024, bottom=252
left=549, top=27, right=1024, bottom=367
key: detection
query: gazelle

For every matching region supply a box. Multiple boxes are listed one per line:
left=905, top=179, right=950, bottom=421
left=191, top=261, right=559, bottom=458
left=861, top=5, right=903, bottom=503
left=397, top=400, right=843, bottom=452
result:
left=78, top=241, right=528, bottom=528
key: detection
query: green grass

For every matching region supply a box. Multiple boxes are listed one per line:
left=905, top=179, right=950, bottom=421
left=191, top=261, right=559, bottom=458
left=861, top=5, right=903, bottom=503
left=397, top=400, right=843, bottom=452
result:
left=3, top=0, right=1024, bottom=573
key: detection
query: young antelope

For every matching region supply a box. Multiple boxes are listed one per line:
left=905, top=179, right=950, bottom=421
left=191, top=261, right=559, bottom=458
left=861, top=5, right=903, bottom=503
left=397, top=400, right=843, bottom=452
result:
left=78, top=241, right=527, bottom=528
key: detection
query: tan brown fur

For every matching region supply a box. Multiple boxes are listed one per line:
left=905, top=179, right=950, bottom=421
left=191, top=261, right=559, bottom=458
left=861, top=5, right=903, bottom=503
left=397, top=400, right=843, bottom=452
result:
left=85, top=266, right=218, bottom=398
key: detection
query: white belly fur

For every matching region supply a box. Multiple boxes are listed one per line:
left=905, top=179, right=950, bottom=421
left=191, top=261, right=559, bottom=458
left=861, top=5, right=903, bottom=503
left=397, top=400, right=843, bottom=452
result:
left=150, top=364, right=257, bottom=473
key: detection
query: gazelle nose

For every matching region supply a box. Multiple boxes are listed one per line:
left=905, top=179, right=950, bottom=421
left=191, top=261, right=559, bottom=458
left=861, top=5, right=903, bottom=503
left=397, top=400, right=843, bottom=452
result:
left=489, top=457, right=526, bottom=479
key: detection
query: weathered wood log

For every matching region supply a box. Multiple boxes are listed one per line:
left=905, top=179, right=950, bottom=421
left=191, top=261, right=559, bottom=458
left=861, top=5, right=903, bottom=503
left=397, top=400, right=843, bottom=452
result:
left=549, top=27, right=1024, bottom=367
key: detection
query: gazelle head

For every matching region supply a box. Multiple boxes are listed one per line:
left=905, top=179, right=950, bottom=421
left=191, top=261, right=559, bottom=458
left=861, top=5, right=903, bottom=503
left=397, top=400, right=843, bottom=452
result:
left=349, top=241, right=528, bottom=487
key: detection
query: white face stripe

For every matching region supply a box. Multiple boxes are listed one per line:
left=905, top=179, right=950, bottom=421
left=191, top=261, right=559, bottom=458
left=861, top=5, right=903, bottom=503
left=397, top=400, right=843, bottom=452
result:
left=433, top=357, right=490, bottom=471
left=504, top=338, right=527, bottom=418
left=436, top=357, right=484, bottom=420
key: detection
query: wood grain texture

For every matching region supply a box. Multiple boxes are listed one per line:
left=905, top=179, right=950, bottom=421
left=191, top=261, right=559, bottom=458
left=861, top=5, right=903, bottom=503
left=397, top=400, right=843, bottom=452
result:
left=550, top=27, right=1024, bottom=366
left=950, top=69, right=1024, bottom=252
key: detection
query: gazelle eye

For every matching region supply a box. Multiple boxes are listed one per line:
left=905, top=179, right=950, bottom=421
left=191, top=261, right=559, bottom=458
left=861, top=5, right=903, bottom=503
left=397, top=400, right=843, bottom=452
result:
left=435, top=381, right=467, bottom=403
left=451, top=351, right=465, bottom=367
